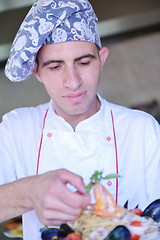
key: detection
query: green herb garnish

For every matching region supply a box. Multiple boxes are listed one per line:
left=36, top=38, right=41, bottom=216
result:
left=85, top=170, right=121, bottom=193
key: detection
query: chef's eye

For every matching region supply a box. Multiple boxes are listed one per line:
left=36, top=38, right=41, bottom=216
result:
left=49, top=65, right=61, bottom=70
left=80, top=60, right=90, bottom=66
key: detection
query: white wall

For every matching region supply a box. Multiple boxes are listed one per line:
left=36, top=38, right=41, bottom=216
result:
left=99, top=32, right=160, bottom=106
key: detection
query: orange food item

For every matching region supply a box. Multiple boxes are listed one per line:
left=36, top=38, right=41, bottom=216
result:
left=129, top=208, right=142, bottom=216
left=3, top=220, right=22, bottom=230
left=130, top=235, right=140, bottom=240
left=67, top=232, right=82, bottom=240
left=130, top=221, right=142, bottom=226
left=92, top=182, right=125, bottom=218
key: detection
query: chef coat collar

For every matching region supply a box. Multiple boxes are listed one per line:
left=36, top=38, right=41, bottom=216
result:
left=44, top=94, right=111, bottom=132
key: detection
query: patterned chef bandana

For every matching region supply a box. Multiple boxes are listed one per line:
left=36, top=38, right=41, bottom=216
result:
left=5, top=0, right=102, bottom=82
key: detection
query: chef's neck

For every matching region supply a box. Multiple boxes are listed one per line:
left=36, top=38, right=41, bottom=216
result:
left=53, top=97, right=101, bottom=131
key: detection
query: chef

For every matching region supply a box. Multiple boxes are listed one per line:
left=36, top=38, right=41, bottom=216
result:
left=1, top=0, right=160, bottom=239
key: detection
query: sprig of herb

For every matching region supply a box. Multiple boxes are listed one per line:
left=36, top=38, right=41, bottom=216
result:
left=85, top=170, right=121, bottom=193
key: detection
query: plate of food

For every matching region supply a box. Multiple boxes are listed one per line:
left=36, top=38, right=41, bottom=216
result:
left=40, top=171, right=160, bottom=240
left=3, top=216, right=23, bottom=239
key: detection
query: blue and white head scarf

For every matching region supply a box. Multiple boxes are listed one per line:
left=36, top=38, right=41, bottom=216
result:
left=5, top=0, right=102, bottom=82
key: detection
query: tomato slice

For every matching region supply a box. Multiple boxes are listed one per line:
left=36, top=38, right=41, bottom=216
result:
left=129, top=208, right=142, bottom=216
left=130, top=235, right=141, bottom=240
left=130, top=221, right=142, bottom=226
left=66, top=232, right=82, bottom=240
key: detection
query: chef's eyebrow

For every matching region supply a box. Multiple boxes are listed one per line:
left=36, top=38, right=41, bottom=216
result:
left=75, top=54, right=96, bottom=61
left=42, top=60, right=63, bottom=67
left=42, top=54, right=96, bottom=67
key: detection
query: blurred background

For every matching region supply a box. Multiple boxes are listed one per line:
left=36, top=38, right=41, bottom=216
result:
left=0, top=0, right=160, bottom=122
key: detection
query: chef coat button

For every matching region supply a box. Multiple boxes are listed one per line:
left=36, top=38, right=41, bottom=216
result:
left=107, top=180, right=112, bottom=186
left=106, top=136, right=111, bottom=141
left=47, top=133, right=52, bottom=137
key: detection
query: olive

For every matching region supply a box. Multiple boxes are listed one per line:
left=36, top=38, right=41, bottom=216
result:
left=104, top=225, right=131, bottom=240
left=41, top=229, right=59, bottom=240
left=58, top=224, right=74, bottom=238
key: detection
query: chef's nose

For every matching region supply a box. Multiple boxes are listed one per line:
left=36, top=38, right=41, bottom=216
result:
left=64, top=66, right=82, bottom=90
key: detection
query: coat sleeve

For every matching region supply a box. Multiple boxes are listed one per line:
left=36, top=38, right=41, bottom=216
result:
left=144, top=116, right=160, bottom=203
left=0, top=105, right=45, bottom=185
left=0, top=112, right=18, bottom=184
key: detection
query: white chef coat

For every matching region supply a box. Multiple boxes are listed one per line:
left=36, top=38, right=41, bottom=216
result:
left=0, top=95, right=160, bottom=240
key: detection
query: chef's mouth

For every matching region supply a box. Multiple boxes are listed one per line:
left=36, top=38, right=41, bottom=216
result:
left=63, top=91, right=87, bottom=103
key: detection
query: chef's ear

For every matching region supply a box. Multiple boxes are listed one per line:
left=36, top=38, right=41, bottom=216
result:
left=99, top=47, right=109, bottom=69
left=32, top=62, right=43, bottom=83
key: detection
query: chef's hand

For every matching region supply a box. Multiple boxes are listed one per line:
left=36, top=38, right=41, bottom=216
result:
left=30, top=169, right=91, bottom=226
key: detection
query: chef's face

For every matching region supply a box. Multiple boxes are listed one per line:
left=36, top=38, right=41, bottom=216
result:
left=33, top=41, right=108, bottom=121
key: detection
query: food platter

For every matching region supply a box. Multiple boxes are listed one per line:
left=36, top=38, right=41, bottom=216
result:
left=40, top=199, right=160, bottom=240
left=40, top=171, right=160, bottom=240
left=2, top=172, right=160, bottom=240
